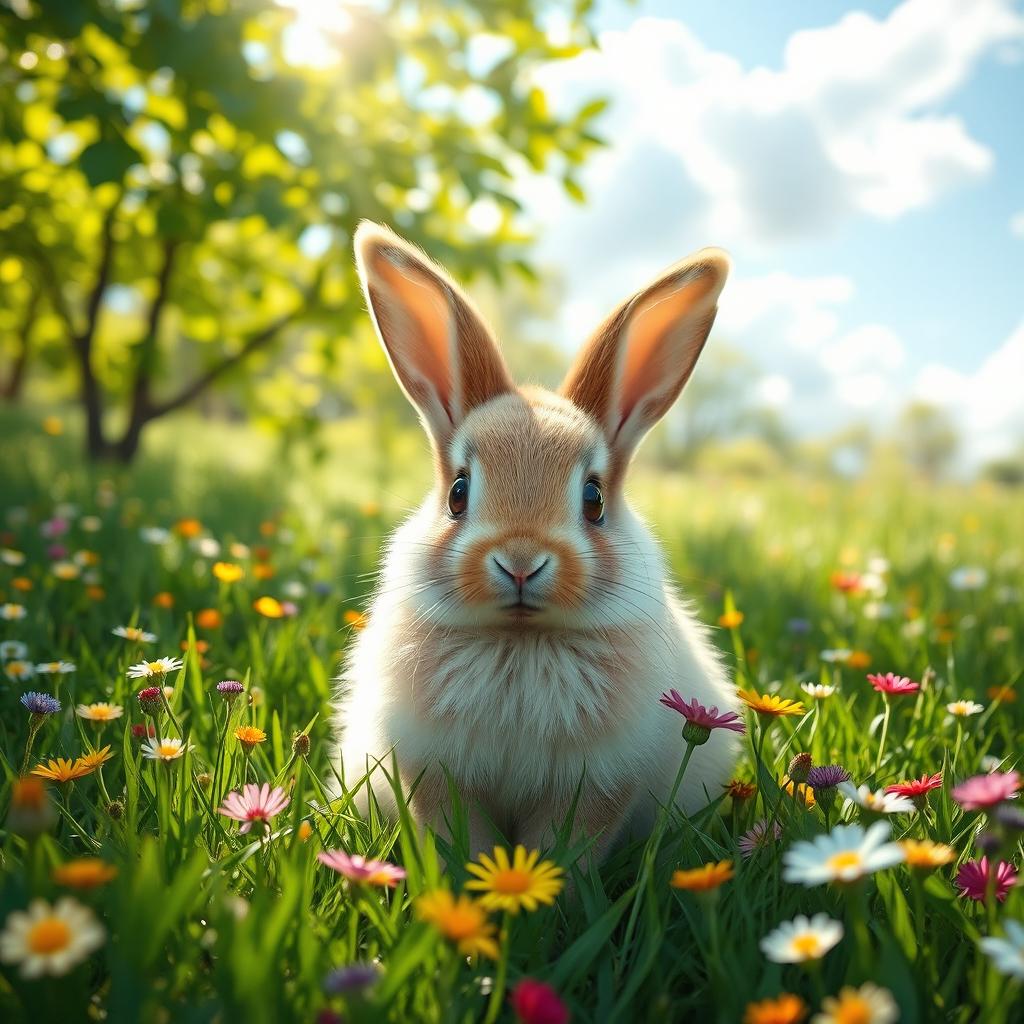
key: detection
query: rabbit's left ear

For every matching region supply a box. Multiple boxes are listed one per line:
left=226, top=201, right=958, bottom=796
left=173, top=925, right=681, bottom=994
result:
left=560, top=249, right=729, bottom=464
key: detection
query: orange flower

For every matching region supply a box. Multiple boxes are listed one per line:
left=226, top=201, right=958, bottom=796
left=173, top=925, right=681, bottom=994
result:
left=213, top=561, right=244, bottom=583
left=738, top=689, right=806, bottom=718
left=986, top=685, right=1016, bottom=704
left=253, top=596, right=284, bottom=618
left=297, top=821, right=313, bottom=842
left=153, top=591, right=175, bottom=609
left=53, top=858, right=118, bottom=889
left=32, top=758, right=94, bottom=783
left=76, top=747, right=114, bottom=771
left=830, top=571, right=862, bottom=594
left=85, top=585, right=106, bottom=601
left=718, top=610, right=744, bottom=628
left=174, top=518, right=203, bottom=538
left=670, top=860, right=734, bottom=892
left=180, top=638, right=211, bottom=654
left=845, top=650, right=871, bottom=669
left=259, top=520, right=277, bottom=537
left=196, top=608, right=223, bottom=629
left=725, top=779, right=757, bottom=801
left=252, top=563, right=275, bottom=580
left=235, top=725, right=267, bottom=752
left=743, top=994, right=808, bottom=1024
left=343, top=609, right=368, bottom=629
left=11, top=577, right=33, bottom=592
left=781, top=777, right=816, bottom=807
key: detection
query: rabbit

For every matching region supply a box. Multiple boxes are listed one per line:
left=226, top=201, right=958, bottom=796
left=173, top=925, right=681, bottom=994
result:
left=331, top=221, right=740, bottom=861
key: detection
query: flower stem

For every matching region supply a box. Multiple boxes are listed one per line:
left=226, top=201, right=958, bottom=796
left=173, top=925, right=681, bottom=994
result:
left=874, top=696, right=891, bottom=774
left=483, top=914, right=510, bottom=1024
left=20, top=716, right=43, bottom=775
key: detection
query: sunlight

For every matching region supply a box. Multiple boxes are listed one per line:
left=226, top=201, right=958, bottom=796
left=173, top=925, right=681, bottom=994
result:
left=277, top=0, right=354, bottom=68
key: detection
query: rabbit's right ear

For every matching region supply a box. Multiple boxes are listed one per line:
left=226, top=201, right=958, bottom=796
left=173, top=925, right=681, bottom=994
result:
left=354, top=222, right=514, bottom=448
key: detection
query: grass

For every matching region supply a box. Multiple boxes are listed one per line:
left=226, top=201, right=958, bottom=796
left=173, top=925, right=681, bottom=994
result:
left=0, top=408, right=1021, bottom=1023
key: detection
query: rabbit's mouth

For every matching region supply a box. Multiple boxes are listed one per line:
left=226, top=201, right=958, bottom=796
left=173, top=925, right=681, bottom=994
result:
left=501, top=600, right=544, bottom=617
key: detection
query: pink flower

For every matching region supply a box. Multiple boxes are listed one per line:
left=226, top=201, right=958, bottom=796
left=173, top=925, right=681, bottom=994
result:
left=218, top=783, right=290, bottom=834
left=511, top=978, right=570, bottom=1024
left=317, top=850, right=406, bottom=887
left=885, top=773, right=942, bottom=798
left=867, top=672, right=920, bottom=696
left=659, top=691, right=746, bottom=734
left=955, top=857, right=1018, bottom=902
left=738, top=818, right=783, bottom=859
left=952, top=771, right=1021, bottom=811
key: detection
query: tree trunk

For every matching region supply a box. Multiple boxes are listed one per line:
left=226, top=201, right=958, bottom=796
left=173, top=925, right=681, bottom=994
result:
left=2, top=287, right=40, bottom=401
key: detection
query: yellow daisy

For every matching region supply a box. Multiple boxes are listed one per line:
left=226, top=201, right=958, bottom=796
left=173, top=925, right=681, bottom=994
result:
left=213, top=561, right=244, bottom=583
left=76, top=747, right=114, bottom=771
left=52, top=859, right=118, bottom=890
left=464, top=845, right=564, bottom=914
left=670, top=860, right=735, bottom=891
left=31, top=758, right=94, bottom=784
left=738, top=689, right=806, bottom=718
left=899, top=839, right=955, bottom=870
left=782, top=777, right=817, bottom=808
left=416, top=890, right=499, bottom=959
left=235, top=725, right=267, bottom=752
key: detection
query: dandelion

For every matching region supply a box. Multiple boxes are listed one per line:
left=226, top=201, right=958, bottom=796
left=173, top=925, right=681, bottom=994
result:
left=140, top=737, right=190, bottom=762
left=511, top=978, right=570, bottom=1024
left=670, top=860, right=734, bottom=892
left=1, top=602, right=28, bottom=620
left=31, top=758, right=95, bottom=783
left=253, top=596, right=285, bottom=618
left=76, top=702, right=124, bottom=723
left=127, top=656, right=183, bottom=679
left=217, top=680, right=245, bottom=701
left=743, top=994, right=808, bottom=1024
left=323, top=963, right=381, bottom=995
left=737, top=689, right=806, bottom=718
left=838, top=781, right=916, bottom=815
left=952, top=771, right=1021, bottom=811
left=979, top=920, right=1024, bottom=979
left=416, top=890, right=498, bottom=959
left=811, top=983, right=898, bottom=1024
left=112, top=625, right=157, bottom=643
left=899, top=839, right=955, bottom=870
left=4, top=659, right=35, bottom=682
left=465, top=845, right=564, bottom=913
left=234, top=725, right=267, bottom=752
left=213, top=561, right=244, bottom=583
left=318, top=850, right=407, bottom=887
left=801, top=682, right=836, bottom=700
left=738, top=819, right=782, bottom=859
left=867, top=672, right=919, bottom=696
left=52, top=859, right=118, bottom=890
left=5, top=777, right=56, bottom=837
left=659, top=690, right=745, bottom=743
left=947, top=699, right=984, bottom=717
left=0, top=898, right=105, bottom=978
left=760, top=913, right=843, bottom=963
left=1, top=640, right=28, bottom=660
left=783, top=822, right=905, bottom=886
left=955, top=857, right=1018, bottom=902
left=219, top=783, right=290, bottom=834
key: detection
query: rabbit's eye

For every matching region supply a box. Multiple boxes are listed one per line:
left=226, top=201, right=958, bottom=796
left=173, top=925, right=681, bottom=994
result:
left=448, top=475, right=469, bottom=518
left=582, top=479, right=605, bottom=524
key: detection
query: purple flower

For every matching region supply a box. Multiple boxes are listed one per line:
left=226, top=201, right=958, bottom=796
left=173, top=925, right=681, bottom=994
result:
left=217, top=680, right=245, bottom=701
left=738, top=819, right=782, bottom=859
left=807, top=764, right=851, bottom=791
left=323, top=963, right=380, bottom=995
left=20, top=692, right=61, bottom=716
left=952, top=771, right=1020, bottom=811
left=659, top=690, right=746, bottom=745
left=786, top=618, right=812, bottom=635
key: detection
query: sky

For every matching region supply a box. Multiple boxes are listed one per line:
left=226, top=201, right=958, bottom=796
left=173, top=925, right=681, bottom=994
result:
left=514, top=0, right=1024, bottom=464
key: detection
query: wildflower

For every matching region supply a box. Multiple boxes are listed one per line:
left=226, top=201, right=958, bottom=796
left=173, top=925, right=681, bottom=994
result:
left=996, top=804, right=1024, bottom=831
left=979, top=920, right=1024, bottom=979
left=738, top=819, right=782, bottom=859
left=884, top=772, right=942, bottom=810
left=31, top=758, right=94, bottom=783
left=130, top=723, right=157, bottom=740
left=737, top=689, right=806, bottom=718
left=219, top=783, right=290, bottom=834
left=137, top=686, right=163, bottom=715
left=253, top=563, right=276, bottom=581
left=323, top=963, right=381, bottom=995
left=955, top=857, right=1018, bottom=902
left=174, top=517, right=203, bottom=538
left=867, top=672, right=919, bottom=696
left=4, top=659, right=35, bottom=682
left=949, top=567, right=987, bottom=591
left=196, top=608, right=223, bottom=629
left=21, top=692, right=61, bottom=717
left=5, top=778, right=56, bottom=837
left=213, top=561, right=244, bottom=583
left=76, top=747, right=114, bottom=772
left=987, top=685, right=1017, bottom=703
left=801, top=682, right=836, bottom=700
left=783, top=821, right=905, bottom=886
left=50, top=562, right=80, bottom=581
left=726, top=779, right=757, bottom=802
left=718, top=610, right=744, bottom=628
left=107, top=800, right=125, bottom=820
left=292, top=732, right=311, bottom=757
left=947, top=700, right=984, bottom=718
left=152, top=591, right=175, bottom=608
left=112, top=625, right=157, bottom=643
left=52, top=859, right=118, bottom=890
left=1, top=640, right=28, bottom=660
left=1, top=603, right=28, bottom=620
left=217, top=680, right=245, bottom=701
left=127, top=656, right=183, bottom=679
left=787, top=618, right=812, bottom=634
left=318, top=850, right=407, bottom=886
left=782, top=778, right=817, bottom=807
left=788, top=753, right=812, bottom=783
left=839, top=781, right=916, bottom=815
left=951, top=770, right=1021, bottom=811
left=140, top=737, right=190, bottom=762
left=298, top=821, right=313, bottom=842
left=416, top=890, right=498, bottom=959
left=812, top=984, right=897, bottom=1024
left=670, top=860, right=734, bottom=891
left=235, top=725, right=267, bottom=752
left=343, top=609, right=368, bottom=629
left=76, top=702, right=124, bottom=723
left=807, top=765, right=851, bottom=792
left=899, top=839, right=955, bottom=870
left=743, top=994, right=808, bottom=1024
left=193, top=537, right=221, bottom=558
left=845, top=650, right=871, bottom=669
left=1, top=549, right=27, bottom=567
left=0, top=898, right=105, bottom=978
left=34, top=660, right=76, bottom=676
left=11, top=577, right=33, bottom=591
left=511, top=978, right=570, bottom=1024
left=820, top=648, right=852, bottom=663
left=465, top=845, right=564, bottom=913
left=830, top=571, right=861, bottom=594
left=659, top=690, right=745, bottom=743
left=253, top=596, right=285, bottom=618
left=760, top=913, right=843, bottom=963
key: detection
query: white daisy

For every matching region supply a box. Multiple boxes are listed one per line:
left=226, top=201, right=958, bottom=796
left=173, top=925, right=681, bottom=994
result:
left=760, top=913, right=844, bottom=963
left=820, top=648, right=852, bottom=664
left=801, top=682, right=837, bottom=700
left=783, top=821, right=905, bottom=886
left=34, top=660, right=76, bottom=676
left=947, top=700, right=985, bottom=718
left=192, top=537, right=221, bottom=558
left=127, top=656, right=183, bottom=679
left=140, top=527, right=170, bottom=545
left=838, top=781, right=916, bottom=815
left=0, top=603, right=27, bottom=621
left=50, top=561, right=80, bottom=581
left=80, top=515, right=103, bottom=533
left=112, top=625, right=158, bottom=644
left=76, top=702, right=125, bottom=723
left=1, top=548, right=26, bottom=566
left=812, top=983, right=898, bottom=1024
left=949, top=566, right=988, bottom=591
left=4, top=660, right=35, bottom=682
left=1, top=640, right=29, bottom=660
left=979, top=920, right=1024, bottom=979
left=0, top=898, right=105, bottom=978
left=141, top=736, right=191, bottom=761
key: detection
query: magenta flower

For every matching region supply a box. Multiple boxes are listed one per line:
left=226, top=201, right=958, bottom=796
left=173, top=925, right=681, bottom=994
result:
left=952, top=771, right=1021, bottom=811
left=659, top=691, right=746, bottom=744
left=317, top=850, right=406, bottom=887
left=955, top=857, right=1019, bottom=902
left=867, top=672, right=920, bottom=696
left=738, top=818, right=782, bottom=859
left=219, top=782, right=290, bottom=834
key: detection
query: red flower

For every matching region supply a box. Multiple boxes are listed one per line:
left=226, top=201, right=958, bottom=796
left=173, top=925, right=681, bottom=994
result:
left=512, top=979, right=570, bottom=1024
left=885, top=773, right=942, bottom=798
left=130, top=723, right=157, bottom=740
left=867, top=672, right=920, bottom=696
left=955, top=857, right=1018, bottom=902
left=659, top=690, right=746, bottom=734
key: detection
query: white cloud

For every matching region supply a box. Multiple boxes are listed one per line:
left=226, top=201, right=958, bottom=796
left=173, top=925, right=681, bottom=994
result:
left=1011, top=211, right=1024, bottom=237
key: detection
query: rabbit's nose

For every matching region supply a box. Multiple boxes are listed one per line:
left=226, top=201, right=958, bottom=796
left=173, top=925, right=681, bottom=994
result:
left=492, top=554, right=549, bottom=589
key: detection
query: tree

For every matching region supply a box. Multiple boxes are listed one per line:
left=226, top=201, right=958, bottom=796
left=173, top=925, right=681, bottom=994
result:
left=897, top=401, right=960, bottom=480
left=0, top=0, right=605, bottom=460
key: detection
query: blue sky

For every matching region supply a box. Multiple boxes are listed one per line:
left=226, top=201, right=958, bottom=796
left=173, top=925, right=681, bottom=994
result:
left=515, top=0, right=1024, bottom=461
